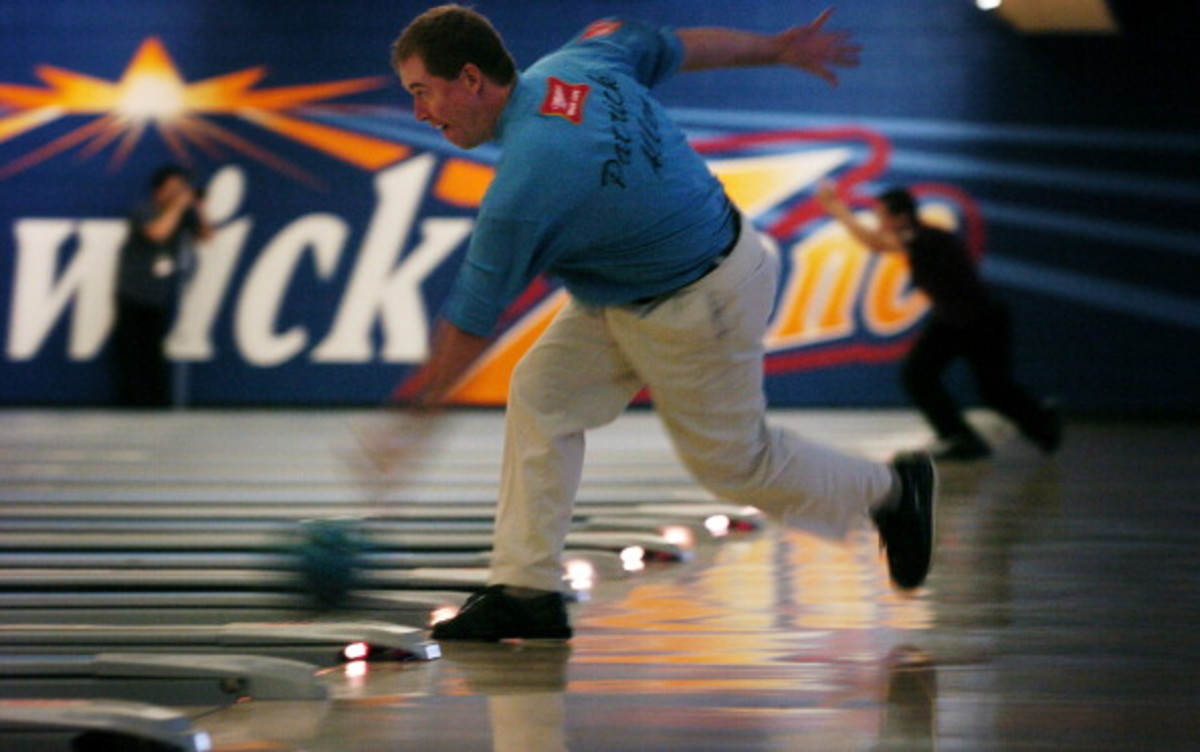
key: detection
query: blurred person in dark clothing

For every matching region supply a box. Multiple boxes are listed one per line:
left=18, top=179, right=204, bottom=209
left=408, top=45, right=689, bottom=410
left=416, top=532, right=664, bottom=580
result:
left=113, top=164, right=211, bottom=407
left=819, top=181, right=1061, bottom=460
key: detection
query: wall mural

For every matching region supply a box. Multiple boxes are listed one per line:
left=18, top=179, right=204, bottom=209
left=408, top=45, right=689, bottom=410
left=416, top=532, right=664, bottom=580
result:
left=2, top=5, right=1197, bottom=412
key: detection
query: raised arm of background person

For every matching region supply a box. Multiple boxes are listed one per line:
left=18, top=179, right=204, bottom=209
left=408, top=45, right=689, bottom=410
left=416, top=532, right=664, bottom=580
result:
left=399, top=318, right=492, bottom=408
left=141, top=185, right=197, bottom=244
left=193, top=198, right=214, bottom=243
left=816, top=180, right=905, bottom=254
left=676, top=8, right=860, bottom=85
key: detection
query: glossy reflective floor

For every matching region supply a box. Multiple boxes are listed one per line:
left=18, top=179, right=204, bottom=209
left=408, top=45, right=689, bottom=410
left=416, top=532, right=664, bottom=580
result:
left=1, top=408, right=1198, bottom=750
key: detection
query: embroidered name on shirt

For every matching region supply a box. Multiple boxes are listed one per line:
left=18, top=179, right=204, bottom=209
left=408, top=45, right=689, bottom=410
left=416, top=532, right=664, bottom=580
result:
left=539, top=77, right=590, bottom=125
left=588, top=72, right=664, bottom=190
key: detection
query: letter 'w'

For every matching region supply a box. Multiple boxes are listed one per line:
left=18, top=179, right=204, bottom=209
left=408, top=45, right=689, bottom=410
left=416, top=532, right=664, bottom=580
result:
left=7, top=219, right=126, bottom=361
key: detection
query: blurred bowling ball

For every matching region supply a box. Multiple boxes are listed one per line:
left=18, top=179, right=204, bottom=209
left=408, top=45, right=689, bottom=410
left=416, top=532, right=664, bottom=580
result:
left=295, top=517, right=364, bottom=611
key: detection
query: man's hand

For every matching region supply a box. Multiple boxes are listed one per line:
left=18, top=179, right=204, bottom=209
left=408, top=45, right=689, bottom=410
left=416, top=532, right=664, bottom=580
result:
left=348, top=407, right=445, bottom=477
left=392, top=319, right=491, bottom=410
left=677, top=7, right=860, bottom=84
left=816, top=178, right=841, bottom=211
left=774, top=9, right=861, bottom=87
left=815, top=179, right=903, bottom=254
left=347, top=318, right=488, bottom=478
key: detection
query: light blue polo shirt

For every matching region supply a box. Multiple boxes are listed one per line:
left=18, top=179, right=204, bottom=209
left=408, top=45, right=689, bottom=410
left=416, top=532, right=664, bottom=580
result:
left=442, top=19, right=737, bottom=336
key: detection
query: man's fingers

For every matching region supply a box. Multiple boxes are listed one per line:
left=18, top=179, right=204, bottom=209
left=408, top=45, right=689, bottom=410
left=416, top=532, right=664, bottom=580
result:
left=836, top=47, right=862, bottom=67
left=348, top=409, right=443, bottom=477
left=809, top=7, right=835, bottom=31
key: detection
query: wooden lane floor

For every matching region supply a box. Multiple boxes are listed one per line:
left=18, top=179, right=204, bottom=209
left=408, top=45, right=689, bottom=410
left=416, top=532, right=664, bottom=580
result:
left=1, top=409, right=1198, bottom=750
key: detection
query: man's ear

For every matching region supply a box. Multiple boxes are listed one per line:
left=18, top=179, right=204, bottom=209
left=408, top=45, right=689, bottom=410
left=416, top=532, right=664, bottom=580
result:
left=460, top=63, right=485, bottom=93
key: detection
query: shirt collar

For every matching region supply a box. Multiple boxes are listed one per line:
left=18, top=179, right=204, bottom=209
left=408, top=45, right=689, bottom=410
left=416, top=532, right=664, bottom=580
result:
left=492, top=73, right=530, bottom=142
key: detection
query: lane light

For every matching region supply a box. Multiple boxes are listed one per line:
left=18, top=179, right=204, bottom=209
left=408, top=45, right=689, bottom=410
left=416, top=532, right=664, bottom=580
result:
left=565, top=558, right=596, bottom=591
left=661, top=524, right=695, bottom=548
left=620, top=545, right=646, bottom=572
left=704, top=514, right=731, bottom=537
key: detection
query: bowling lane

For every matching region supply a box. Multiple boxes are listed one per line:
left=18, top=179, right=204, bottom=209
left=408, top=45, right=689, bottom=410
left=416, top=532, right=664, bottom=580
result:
left=3, top=408, right=1198, bottom=750
left=202, top=412, right=1200, bottom=751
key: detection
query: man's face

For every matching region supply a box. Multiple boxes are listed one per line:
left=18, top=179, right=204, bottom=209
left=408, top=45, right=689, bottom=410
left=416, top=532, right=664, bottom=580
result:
left=154, top=174, right=192, bottom=206
left=398, top=55, right=493, bottom=149
left=875, top=204, right=910, bottom=235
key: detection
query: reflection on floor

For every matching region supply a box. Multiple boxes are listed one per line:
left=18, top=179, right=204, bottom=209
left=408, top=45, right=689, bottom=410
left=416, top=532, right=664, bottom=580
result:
left=1, top=408, right=1197, bottom=751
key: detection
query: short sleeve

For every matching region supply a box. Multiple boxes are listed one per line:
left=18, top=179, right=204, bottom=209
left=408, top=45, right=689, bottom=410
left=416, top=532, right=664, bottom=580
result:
left=441, top=216, right=547, bottom=337
left=567, top=18, right=684, bottom=88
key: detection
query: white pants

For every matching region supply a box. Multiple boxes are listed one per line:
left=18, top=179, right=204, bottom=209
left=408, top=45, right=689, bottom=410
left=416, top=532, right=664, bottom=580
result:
left=490, top=221, right=894, bottom=591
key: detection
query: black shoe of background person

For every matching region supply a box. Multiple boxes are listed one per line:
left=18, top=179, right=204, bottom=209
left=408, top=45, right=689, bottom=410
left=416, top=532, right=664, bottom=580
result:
left=930, top=432, right=991, bottom=462
left=432, top=585, right=573, bottom=642
left=873, top=452, right=937, bottom=591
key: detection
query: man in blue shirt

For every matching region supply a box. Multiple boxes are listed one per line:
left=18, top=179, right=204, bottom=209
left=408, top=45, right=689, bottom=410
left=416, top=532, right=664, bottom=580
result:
left=390, top=4, right=936, bottom=641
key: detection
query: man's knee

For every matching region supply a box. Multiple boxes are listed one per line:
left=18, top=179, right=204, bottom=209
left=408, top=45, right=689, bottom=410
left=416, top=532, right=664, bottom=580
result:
left=683, top=439, right=771, bottom=499
left=508, top=355, right=560, bottom=412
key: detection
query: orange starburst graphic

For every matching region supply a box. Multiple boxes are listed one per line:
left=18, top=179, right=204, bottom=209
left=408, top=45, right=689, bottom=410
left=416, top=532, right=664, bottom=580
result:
left=0, top=37, right=410, bottom=184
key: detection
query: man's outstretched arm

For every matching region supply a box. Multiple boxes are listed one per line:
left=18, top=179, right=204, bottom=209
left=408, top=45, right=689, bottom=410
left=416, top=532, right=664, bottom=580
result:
left=816, top=181, right=905, bottom=254
left=676, top=8, right=860, bottom=86
left=398, top=318, right=492, bottom=408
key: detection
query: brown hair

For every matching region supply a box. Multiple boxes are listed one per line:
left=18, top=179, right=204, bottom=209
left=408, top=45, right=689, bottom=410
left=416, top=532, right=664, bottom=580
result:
left=878, top=187, right=918, bottom=221
left=391, top=4, right=517, bottom=85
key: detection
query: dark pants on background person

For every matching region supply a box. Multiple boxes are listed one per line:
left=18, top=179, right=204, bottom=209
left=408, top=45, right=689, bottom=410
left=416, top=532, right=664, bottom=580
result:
left=113, top=297, right=171, bottom=408
left=901, top=303, right=1049, bottom=447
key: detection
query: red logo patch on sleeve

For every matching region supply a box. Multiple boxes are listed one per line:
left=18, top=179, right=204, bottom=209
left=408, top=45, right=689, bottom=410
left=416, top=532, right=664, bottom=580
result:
left=539, top=77, right=590, bottom=125
left=581, top=19, right=623, bottom=40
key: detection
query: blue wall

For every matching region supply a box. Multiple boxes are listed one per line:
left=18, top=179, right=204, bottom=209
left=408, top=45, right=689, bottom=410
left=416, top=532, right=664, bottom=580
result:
left=2, top=0, right=1197, bottom=413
